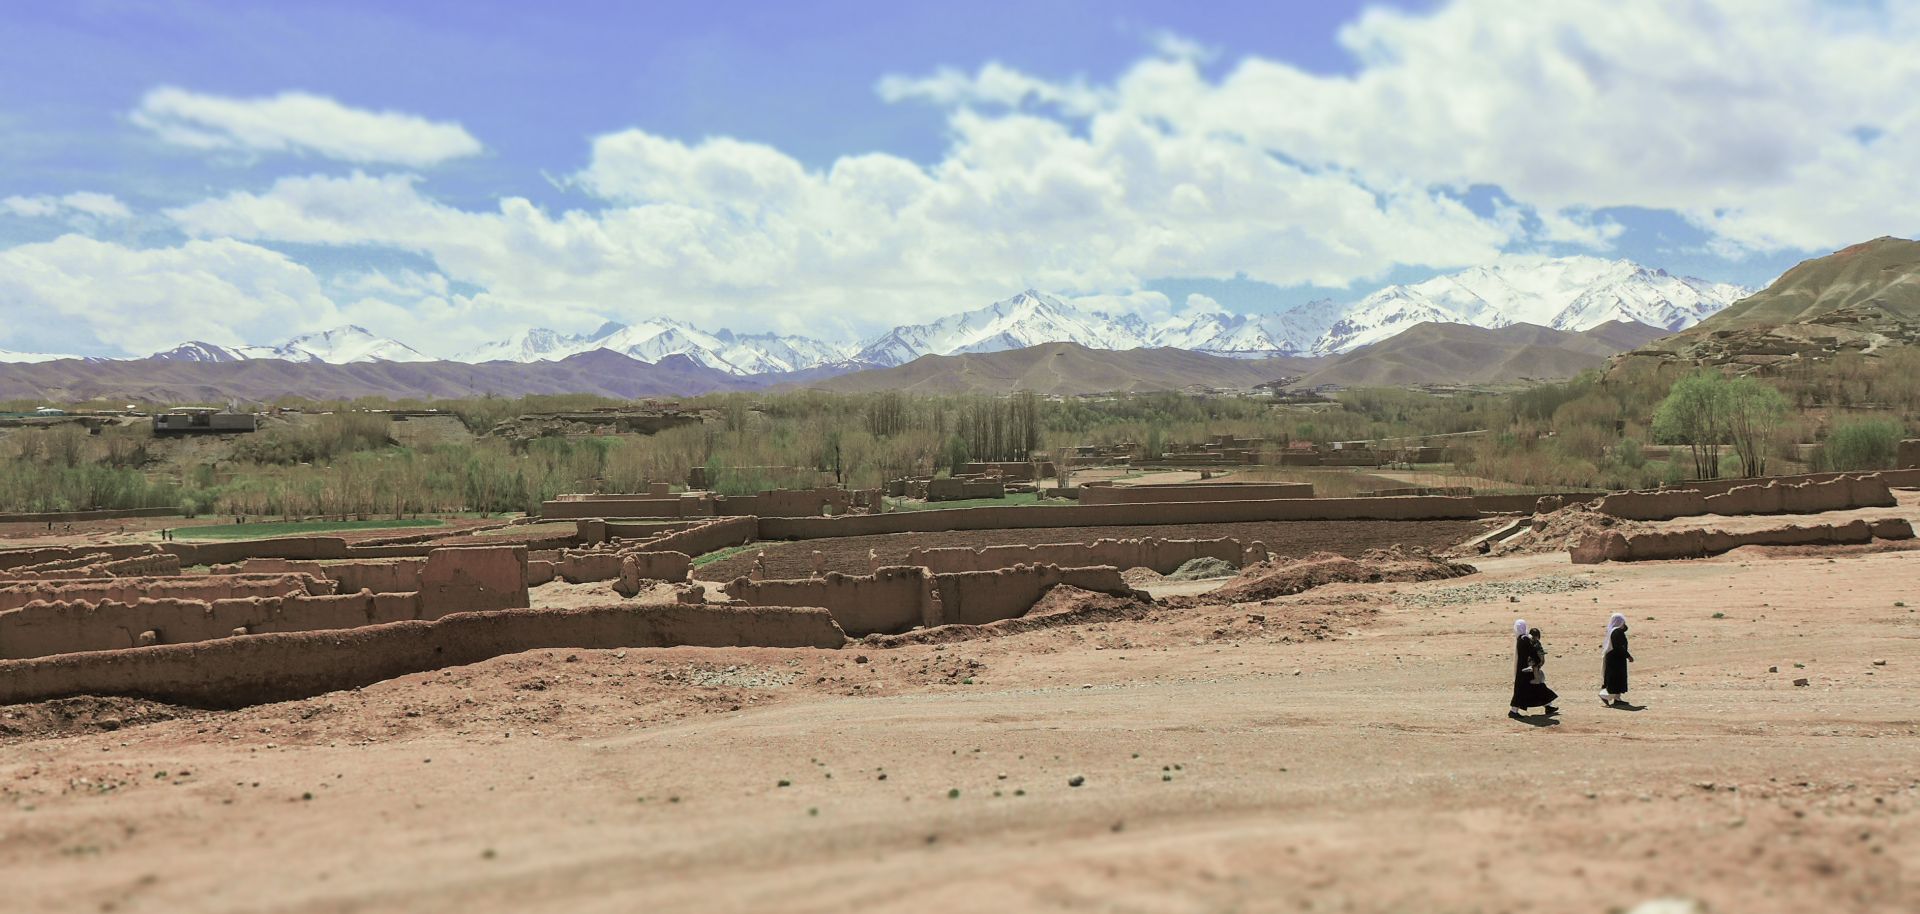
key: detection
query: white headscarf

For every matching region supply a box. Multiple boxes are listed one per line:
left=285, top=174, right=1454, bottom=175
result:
left=1603, top=613, right=1627, bottom=652
left=1514, top=619, right=1529, bottom=639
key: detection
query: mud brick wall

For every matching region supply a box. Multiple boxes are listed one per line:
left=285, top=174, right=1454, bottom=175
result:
left=1077, top=483, right=1313, bottom=505
left=724, top=564, right=1132, bottom=636
left=1593, top=489, right=1709, bottom=521
left=0, top=506, right=181, bottom=524
left=927, top=478, right=1005, bottom=501
left=164, top=536, right=353, bottom=566
left=758, top=496, right=1479, bottom=540
left=0, top=603, right=846, bottom=708
left=1656, top=468, right=1920, bottom=498
left=417, top=546, right=527, bottom=615
left=0, top=545, right=166, bottom=573
left=959, top=461, right=1054, bottom=481
left=629, top=517, right=756, bottom=558
left=1571, top=518, right=1914, bottom=564
left=928, top=566, right=1132, bottom=627
left=904, top=537, right=1242, bottom=574
left=723, top=567, right=932, bottom=637
left=1597, top=474, right=1898, bottom=521
left=540, top=497, right=704, bottom=519
left=1900, top=440, right=1920, bottom=470
left=221, top=558, right=426, bottom=595
left=715, top=488, right=851, bottom=518
left=0, top=590, right=429, bottom=660
left=0, top=573, right=330, bottom=613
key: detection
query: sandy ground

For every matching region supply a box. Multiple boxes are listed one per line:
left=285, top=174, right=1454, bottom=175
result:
left=2, top=539, right=1916, bottom=913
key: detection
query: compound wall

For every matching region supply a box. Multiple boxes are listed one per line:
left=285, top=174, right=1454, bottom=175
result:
left=758, top=496, right=1478, bottom=540
left=0, top=603, right=847, bottom=708
left=1571, top=518, right=1915, bottom=564
left=1595, top=474, right=1897, bottom=521
left=0, top=590, right=423, bottom=660
left=722, top=564, right=1133, bottom=636
left=1077, top=483, right=1313, bottom=505
left=715, top=488, right=851, bottom=518
left=0, top=506, right=181, bottom=525
left=903, top=537, right=1242, bottom=574
left=927, top=478, right=1005, bottom=501
left=620, top=516, right=757, bottom=558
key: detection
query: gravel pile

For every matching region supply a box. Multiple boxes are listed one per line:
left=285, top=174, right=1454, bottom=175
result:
left=1395, top=575, right=1605, bottom=608
left=663, top=664, right=799, bottom=689
left=1165, top=556, right=1238, bottom=581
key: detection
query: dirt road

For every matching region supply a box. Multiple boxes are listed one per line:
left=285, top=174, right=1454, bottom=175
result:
left=2, top=547, right=1915, bottom=912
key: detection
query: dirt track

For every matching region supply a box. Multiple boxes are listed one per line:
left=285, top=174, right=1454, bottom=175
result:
left=693, top=518, right=1489, bottom=580
left=2, top=544, right=1916, bottom=912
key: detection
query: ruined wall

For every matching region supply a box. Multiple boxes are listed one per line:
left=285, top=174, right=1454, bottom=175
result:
left=959, top=461, right=1054, bottom=481
left=714, top=488, right=850, bottom=518
left=1077, top=483, right=1313, bottom=505
left=903, top=537, right=1241, bottom=574
left=540, top=497, right=705, bottom=519
left=723, top=563, right=1133, bottom=636
left=0, top=544, right=159, bottom=573
left=723, top=567, right=930, bottom=636
left=1571, top=518, right=1915, bottom=564
left=0, top=603, right=847, bottom=708
left=219, top=558, right=425, bottom=595
left=0, top=590, right=426, bottom=660
left=1596, top=474, right=1898, bottom=521
left=757, top=496, right=1479, bottom=540
left=554, top=547, right=691, bottom=585
left=1656, top=468, right=1920, bottom=498
left=1900, top=439, right=1920, bottom=470
left=164, top=536, right=352, bottom=566
left=0, top=551, right=183, bottom=581
left=927, top=478, right=1005, bottom=501
left=0, top=573, right=329, bottom=613
left=0, top=506, right=181, bottom=525
left=628, top=516, right=756, bottom=558
left=417, top=546, right=527, bottom=615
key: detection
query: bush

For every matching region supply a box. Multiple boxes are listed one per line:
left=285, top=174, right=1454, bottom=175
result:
left=1822, top=419, right=1904, bottom=471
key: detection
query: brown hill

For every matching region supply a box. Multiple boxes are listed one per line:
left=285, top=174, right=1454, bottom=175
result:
left=1294, top=321, right=1655, bottom=388
left=0, top=351, right=767, bottom=404
left=1613, top=236, right=1920, bottom=375
left=800, top=342, right=1317, bottom=395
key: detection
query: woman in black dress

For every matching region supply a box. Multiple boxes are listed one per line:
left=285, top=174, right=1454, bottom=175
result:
left=1600, top=613, right=1633, bottom=706
left=1509, top=619, right=1559, bottom=718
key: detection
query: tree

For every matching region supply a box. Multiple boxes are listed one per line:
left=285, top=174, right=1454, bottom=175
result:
left=944, top=434, right=970, bottom=477
left=1721, top=377, right=1788, bottom=478
left=1651, top=372, right=1729, bottom=480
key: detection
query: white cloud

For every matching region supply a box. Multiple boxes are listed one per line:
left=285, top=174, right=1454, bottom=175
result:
left=0, top=235, right=343, bottom=355
left=3, top=192, right=132, bottom=221
left=133, top=86, right=483, bottom=166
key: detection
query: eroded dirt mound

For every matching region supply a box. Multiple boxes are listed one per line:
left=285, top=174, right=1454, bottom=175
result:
left=861, top=585, right=1155, bottom=647
left=1165, top=556, right=1237, bottom=581
left=1194, top=548, right=1476, bottom=605
left=1490, top=505, right=1648, bottom=556
left=0, top=696, right=197, bottom=743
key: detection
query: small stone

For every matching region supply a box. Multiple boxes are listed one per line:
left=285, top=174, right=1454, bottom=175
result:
left=1768, top=666, right=1778, bottom=673
left=1872, top=659, right=1887, bottom=666
left=1068, top=775, right=1086, bottom=787
left=1793, top=678, right=1810, bottom=687
left=854, top=655, right=869, bottom=664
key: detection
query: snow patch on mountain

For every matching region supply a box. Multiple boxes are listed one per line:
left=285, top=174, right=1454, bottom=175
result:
left=151, top=326, right=430, bottom=364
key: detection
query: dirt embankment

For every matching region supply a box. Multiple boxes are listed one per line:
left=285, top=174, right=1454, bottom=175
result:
left=695, top=519, right=1486, bottom=580
left=1180, top=548, right=1477, bottom=605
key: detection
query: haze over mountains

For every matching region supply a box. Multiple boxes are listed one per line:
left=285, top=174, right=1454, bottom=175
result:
left=0, top=256, right=1749, bottom=377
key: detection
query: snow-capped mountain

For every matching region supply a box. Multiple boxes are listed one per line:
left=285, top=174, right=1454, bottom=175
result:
left=1316, top=257, right=1748, bottom=354
left=852, top=290, right=1157, bottom=366
left=150, top=326, right=429, bottom=364
left=0, top=349, right=82, bottom=363
left=457, top=320, right=853, bottom=376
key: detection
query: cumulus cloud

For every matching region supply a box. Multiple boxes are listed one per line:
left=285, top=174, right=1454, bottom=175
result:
left=0, top=235, right=343, bottom=355
left=3, top=192, right=132, bottom=221
left=133, top=86, right=483, bottom=166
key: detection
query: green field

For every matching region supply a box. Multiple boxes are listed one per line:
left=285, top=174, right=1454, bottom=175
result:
left=172, top=518, right=446, bottom=540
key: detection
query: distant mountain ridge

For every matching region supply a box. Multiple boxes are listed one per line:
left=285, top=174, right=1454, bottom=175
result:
left=0, top=256, right=1747, bottom=372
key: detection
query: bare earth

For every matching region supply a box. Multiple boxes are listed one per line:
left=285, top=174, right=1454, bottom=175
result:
left=2, top=546, right=1916, bottom=913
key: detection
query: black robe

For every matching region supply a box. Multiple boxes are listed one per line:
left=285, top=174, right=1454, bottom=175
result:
left=1603, top=627, right=1633, bottom=695
left=1510, top=635, right=1558, bottom=709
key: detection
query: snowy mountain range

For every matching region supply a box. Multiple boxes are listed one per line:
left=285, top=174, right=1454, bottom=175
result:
left=0, top=256, right=1753, bottom=372
left=149, top=326, right=431, bottom=364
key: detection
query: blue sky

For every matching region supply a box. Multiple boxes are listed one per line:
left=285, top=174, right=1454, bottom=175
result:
left=1, top=0, right=1912, bottom=357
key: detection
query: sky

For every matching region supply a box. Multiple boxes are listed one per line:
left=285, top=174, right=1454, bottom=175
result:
left=2, top=0, right=1917, bottom=358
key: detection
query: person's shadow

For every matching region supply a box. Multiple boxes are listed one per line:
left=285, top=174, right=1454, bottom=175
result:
left=1606, top=701, right=1646, bottom=712
left=1510, top=713, right=1560, bottom=727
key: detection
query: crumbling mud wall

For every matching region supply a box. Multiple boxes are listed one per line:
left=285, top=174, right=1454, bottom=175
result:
left=1596, top=474, right=1898, bottom=521
left=0, top=590, right=427, bottom=660
left=164, top=536, right=353, bottom=566
left=903, top=537, right=1242, bottom=574
left=417, top=546, right=527, bottom=615
left=1655, top=468, right=1920, bottom=498
left=723, top=564, right=1134, bottom=636
left=0, top=551, right=183, bottom=581
left=1077, top=483, right=1314, bottom=505
left=960, top=461, right=1055, bottom=481
left=0, top=544, right=160, bottom=573
left=1900, top=439, right=1920, bottom=470
left=1571, top=518, right=1915, bottom=564
left=553, top=548, right=692, bottom=585
left=927, top=478, right=1005, bottom=501
left=217, top=558, right=426, bottom=595
left=0, top=573, right=329, bottom=613
left=541, top=497, right=703, bottom=519
left=715, top=488, right=851, bottom=517
left=758, top=496, right=1479, bottom=540
left=0, top=603, right=847, bottom=708
left=628, top=516, right=756, bottom=558
left=614, top=552, right=693, bottom=596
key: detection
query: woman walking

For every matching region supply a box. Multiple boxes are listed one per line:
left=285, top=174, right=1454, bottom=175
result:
left=1600, top=613, right=1634, bottom=706
left=1509, top=620, right=1559, bottom=719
